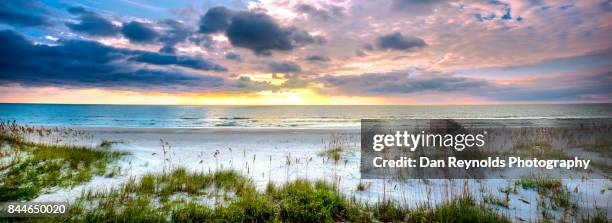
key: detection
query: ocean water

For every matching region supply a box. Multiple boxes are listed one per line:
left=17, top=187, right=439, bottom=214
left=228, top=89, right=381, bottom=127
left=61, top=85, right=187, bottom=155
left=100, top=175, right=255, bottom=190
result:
left=1, top=103, right=611, bottom=128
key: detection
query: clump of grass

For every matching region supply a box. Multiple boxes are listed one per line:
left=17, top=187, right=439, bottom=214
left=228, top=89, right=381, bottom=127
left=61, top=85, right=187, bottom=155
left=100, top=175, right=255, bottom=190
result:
left=71, top=169, right=253, bottom=222
left=83, top=168, right=251, bottom=202
left=407, top=197, right=511, bottom=223
left=483, top=194, right=509, bottom=208
left=0, top=141, right=128, bottom=201
left=516, top=178, right=561, bottom=192
left=580, top=210, right=609, bottom=223
left=356, top=181, right=370, bottom=191
left=271, top=179, right=366, bottom=223
left=68, top=169, right=266, bottom=222
left=62, top=168, right=513, bottom=223
left=0, top=121, right=129, bottom=202
left=516, top=178, right=577, bottom=211
left=370, top=201, right=409, bottom=222
left=170, top=190, right=278, bottom=222
left=318, top=146, right=343, bottom=160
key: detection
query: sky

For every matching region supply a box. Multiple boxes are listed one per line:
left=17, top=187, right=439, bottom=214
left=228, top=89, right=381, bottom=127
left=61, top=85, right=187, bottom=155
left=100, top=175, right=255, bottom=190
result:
left=0, top=0, right=610, bottom=105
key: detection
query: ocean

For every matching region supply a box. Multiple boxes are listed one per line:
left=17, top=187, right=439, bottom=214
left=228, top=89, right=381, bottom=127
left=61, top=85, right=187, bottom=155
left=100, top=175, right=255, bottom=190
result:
left=1, top=103, right=611, bottom=128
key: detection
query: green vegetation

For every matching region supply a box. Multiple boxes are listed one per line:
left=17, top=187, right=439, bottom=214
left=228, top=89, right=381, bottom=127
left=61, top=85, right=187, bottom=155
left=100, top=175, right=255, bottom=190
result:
left=517, top=178, right=562, bottom=192
left=582, top=142, right=612, bottom=159
left=370, top=201, right=409, bottom=222
left=267, top=179, right=367, bottom=222
left=32, top=168, right=509, bottom=223
left=0, top=121, right=129, bottom=201
left=581, top=210, right=610, bottom=223
left=318, top=146, right=343, bottom=161
left=319, top=133, right=355, bottom=162
left=64, top=170, right=369, bottom=222
left=516, top=178, right=576, bottom=211
left=67, top=168, right=253, bottom=222
left=408, top=197, right=510, bottom=223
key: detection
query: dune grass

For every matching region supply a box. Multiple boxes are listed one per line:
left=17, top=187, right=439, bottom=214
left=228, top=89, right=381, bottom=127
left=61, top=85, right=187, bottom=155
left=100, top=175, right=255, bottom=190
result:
left=65, top=168, right=252, bottom=222
left=0, top=122, right=129, bottom=202
left=407, top=197, right=511, bottom=223
left=318, top=146, right=343, bottom=161
left=38, top=168, right=510, bottom=223
left=483, top=194, right=509, bottom=208
left=517, top=178, right=562, bottom=192
left=516, top=178, right=576, bottom=211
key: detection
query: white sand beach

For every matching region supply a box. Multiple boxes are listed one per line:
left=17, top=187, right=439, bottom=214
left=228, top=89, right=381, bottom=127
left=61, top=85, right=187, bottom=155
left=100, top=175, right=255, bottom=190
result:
left=28, top=127, right=612, bottom=222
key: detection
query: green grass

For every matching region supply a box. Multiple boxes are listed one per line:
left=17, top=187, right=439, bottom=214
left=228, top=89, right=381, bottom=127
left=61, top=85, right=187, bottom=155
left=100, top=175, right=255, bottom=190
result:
left=581, top=210, right=610, bottom=223
left=516, top=178, right=577, bottom=211
left=516, top=178, right=561, bottom=192
left=407, top=197, right=511, bottom=223
left=270, top=179, right=366, bottom=222
left=370, top=201, right=409, bottom=222
left=0, top=138, right=128, bottom=202
left=68, top=169, right=254, bottom=222
left=41, top=168, right=511, bottom=223
left=318, top=146, right=343, bottom=161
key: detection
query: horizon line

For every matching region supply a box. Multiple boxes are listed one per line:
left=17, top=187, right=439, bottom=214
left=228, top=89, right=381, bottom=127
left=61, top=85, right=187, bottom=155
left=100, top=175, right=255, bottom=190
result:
left=1, top=102, right=611, bottom=106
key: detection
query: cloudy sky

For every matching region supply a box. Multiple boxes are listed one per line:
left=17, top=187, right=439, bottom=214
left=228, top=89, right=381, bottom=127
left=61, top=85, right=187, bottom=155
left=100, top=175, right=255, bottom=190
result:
left=0, top=0, right=610, bottom=105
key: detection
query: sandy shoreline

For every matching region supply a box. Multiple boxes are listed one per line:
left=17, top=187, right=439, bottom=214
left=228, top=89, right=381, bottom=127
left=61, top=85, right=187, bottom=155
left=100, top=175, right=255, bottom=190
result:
left=18, top=125, right=611, bottom=221
left=71, top=126, right=360, bottom=134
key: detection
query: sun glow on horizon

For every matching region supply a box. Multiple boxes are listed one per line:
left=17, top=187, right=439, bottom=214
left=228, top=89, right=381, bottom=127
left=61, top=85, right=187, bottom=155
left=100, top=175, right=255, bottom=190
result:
left=2, top=85, right=594, bottom=106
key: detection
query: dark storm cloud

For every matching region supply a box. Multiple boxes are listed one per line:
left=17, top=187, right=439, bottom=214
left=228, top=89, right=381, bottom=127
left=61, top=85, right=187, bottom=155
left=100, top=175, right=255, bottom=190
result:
left=157, top=19, right=193, bottom=54
left=129, top=52, right=227, bottom=71
left=122, top=21, right=158, bottom=43
left=295, top=3, right=344, bottom=21
left=376, top=32, right=427, bottom=51
left=318, top=71, right=489, bottom=95
left=0, top=1, right=50, bottom=27
left=198, top=7, right=324, bottom=56
left=267, top=61, right=302, bottom=73
left=0, top=30, right=227, bottom=91
left=67, top=9, right=187, bottom=48
left=199, top=6, right=234, bottom=34
left=305, top=55, right=330, bottom=62
left=66, top=7, right=120, bottom=36
left=225, top=12, right=293, bottom=56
